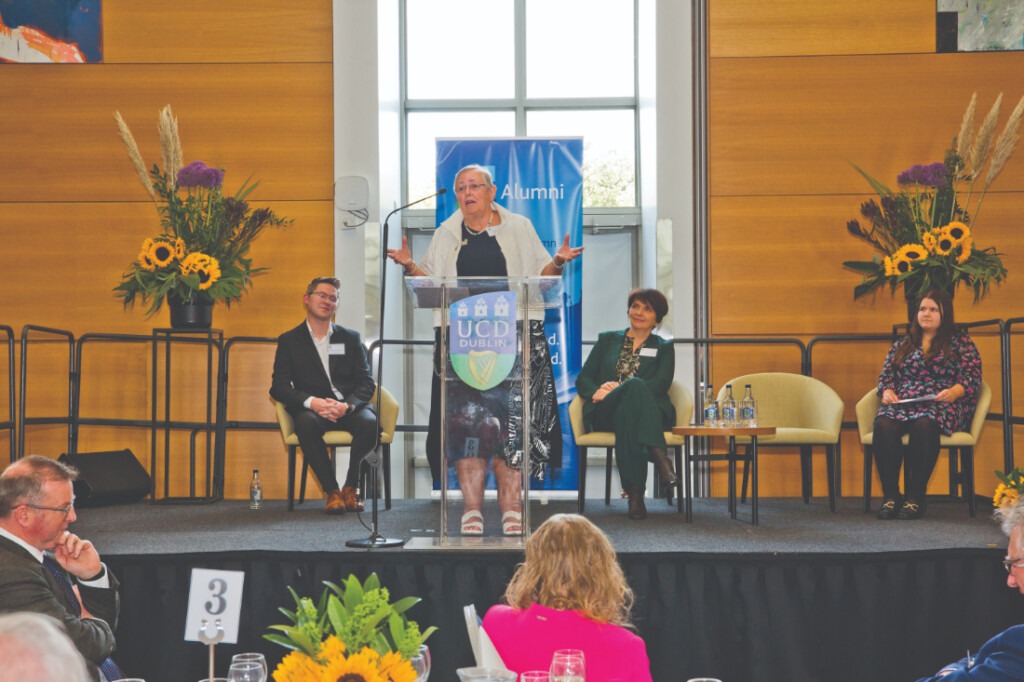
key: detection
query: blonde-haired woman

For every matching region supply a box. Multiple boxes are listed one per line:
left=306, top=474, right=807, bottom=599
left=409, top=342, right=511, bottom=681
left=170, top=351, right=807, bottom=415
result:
left=482, top=514, right=652, bottom=682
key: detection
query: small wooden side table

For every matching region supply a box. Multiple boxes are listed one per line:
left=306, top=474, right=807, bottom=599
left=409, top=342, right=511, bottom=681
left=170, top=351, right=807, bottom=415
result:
left=672, top=425, right=777, bottom=525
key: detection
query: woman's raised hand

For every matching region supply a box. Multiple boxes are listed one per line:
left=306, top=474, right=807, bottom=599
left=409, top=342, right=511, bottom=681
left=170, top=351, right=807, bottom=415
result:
left=386, top=235, right=414, bottom=269
left=554, top=233, right=584, bottom=266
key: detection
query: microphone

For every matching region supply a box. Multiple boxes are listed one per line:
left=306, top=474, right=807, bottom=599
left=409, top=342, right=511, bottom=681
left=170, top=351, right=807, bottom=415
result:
left=346, top=188, right=446, bottom=549
left=381, top=188, right=447, bottom=245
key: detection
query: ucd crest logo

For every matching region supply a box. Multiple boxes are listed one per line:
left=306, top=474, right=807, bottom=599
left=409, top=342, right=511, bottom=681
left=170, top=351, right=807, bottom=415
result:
left=449, top=291, right=517, bottom=390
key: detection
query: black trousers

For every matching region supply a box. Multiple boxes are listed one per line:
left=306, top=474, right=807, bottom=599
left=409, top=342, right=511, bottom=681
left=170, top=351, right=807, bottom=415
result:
left=290, top=407, right=377, bottom=493
left=873, top=415, right=940, bottom=502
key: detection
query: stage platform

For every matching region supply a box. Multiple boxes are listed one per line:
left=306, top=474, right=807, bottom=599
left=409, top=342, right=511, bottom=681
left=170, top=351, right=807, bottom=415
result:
left=74, top=496, right=1021, bottom=682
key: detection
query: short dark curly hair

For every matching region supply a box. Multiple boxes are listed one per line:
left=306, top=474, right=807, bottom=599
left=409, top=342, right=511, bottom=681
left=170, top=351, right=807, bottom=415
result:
left=627, top=288, right=669, bottom=324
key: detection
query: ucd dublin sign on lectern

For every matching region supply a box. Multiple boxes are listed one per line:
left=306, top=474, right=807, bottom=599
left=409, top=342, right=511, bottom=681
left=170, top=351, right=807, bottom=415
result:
left=405, top=276, right=562, bottom=548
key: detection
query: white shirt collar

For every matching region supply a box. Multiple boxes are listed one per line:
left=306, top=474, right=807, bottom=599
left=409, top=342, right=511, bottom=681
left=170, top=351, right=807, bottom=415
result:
left=0, top=525, right=44, bottom=563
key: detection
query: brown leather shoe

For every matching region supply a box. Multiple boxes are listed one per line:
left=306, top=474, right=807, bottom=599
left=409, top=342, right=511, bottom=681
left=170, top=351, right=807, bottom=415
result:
left=626, top=486, right=647, bottom=520
left=340, top=485, right=364, bottom=512
left=325, top=489, right=346, bottom=515
left=650, top=447, right=680, bottom=493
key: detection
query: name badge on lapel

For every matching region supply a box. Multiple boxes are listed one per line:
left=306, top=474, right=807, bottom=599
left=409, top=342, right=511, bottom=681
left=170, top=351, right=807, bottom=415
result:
left=639, top=347, right=658, bottom=358
left=328, top=344, right=346, bottom=355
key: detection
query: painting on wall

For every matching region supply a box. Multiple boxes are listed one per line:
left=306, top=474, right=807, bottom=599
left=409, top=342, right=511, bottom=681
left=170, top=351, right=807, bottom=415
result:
left=937, top=0, right=1024, bottom=53
left=0, top=0, right=102, bottom=63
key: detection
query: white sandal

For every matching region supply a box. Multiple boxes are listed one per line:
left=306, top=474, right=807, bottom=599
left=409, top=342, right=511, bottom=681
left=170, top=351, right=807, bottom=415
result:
left=501, top=510, right=522, bottom=536
left=461, top=510, right=484, bottom=536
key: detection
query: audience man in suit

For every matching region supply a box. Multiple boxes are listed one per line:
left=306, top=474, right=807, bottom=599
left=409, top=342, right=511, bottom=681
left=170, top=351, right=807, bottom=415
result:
left=0, top=455, right=120, bottom=682
left=0, top=611, right=90, bottom=682
left=916, top=497, right=1024, bottom=680
left=271, top=276, right=377, bottom=514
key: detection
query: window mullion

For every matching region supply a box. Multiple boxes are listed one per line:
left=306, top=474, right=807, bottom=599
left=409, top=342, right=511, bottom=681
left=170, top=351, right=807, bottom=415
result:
left=515, top=0, right=527, bottom=134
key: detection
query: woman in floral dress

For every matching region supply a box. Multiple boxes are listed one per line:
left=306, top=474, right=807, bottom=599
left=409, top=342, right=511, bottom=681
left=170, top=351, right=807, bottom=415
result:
left=873, top=288, right=982, bottom=520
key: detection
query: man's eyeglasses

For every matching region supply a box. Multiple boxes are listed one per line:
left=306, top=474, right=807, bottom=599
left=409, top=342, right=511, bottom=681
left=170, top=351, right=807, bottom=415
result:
left=23, top=502, right=74, bottom=517
left=455, top=182, right=489, bottom=194
left=1003, top=557, right=1024, bottom=573
left=310, top=291, right=338, bottom=303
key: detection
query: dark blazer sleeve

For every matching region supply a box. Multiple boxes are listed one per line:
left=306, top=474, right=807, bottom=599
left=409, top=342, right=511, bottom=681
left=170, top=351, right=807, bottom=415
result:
left=576, top=331, right=619, bottom=402
left=915, top=625, right=1024, bottom=681
left=329, top=326, right=376, bottom=412
left=0, top=540, right=118, bottom=670
left=270, top=323, right=321, bottom=410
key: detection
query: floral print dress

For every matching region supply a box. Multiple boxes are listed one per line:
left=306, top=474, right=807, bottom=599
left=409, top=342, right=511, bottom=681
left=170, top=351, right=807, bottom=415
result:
left=876, top=330, right=982, bottom=435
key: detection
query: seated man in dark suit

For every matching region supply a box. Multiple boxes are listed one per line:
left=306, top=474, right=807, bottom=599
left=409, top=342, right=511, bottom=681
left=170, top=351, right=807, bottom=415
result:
left=915, top=498, right=1024, bottom=680
left=0, top=455, right=121, bottom=682
left=271, top=276, right=377, bottom=514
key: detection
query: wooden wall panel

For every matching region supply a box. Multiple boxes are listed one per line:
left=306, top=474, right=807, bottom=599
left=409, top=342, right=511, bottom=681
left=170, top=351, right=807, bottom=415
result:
left=0, top=2, right=334, bottom=496
left=102, top=2, right=333, bottom=64
left=709, top=0, right=935, bottom=58
left=0, top=65, right=333, bottom=202
left=710, top=53, right=1024, bottom=198
left=708, top=3, right=1024, bottom=499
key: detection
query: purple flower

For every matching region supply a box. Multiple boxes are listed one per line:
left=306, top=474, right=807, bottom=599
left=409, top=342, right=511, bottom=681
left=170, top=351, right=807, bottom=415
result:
left=177, top=161, right=225, bottom=189
left=222, top=197, right=249, bottom=226
left=896, top=162, right=947, bottom=188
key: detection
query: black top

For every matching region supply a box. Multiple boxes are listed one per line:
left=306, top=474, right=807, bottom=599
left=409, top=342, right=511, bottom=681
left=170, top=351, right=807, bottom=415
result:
left=456, top=222, right=508, bottom=277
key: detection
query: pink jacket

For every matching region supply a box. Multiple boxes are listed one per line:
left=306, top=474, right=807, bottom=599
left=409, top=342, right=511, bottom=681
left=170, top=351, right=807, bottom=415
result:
left=483, top=603, right=652, bottom=682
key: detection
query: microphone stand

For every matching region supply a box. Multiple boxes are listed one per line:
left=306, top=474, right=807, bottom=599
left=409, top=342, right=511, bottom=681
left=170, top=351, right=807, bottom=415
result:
left=346, top=189, right=446, bottom=548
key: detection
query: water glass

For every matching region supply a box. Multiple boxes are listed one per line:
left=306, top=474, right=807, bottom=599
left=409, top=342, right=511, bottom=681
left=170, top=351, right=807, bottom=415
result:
left=520, top=672, right=550, bottom=681
left=409, top=643, right=431, bottom=681
left=112, top=679, right=146, bottom=682
left=195, top=678, right=228, bottom=682
left=686, top=678, right=723, bottom=682
left=549, top=649, right=586, bottom=682
left=231, top=653, right=268, bottom=682
left=227, top=661, right=264, bottom=682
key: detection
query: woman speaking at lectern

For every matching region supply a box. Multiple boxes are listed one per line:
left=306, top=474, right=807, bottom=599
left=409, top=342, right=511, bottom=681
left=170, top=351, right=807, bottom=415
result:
left=386, top=164, right=582, bottom=535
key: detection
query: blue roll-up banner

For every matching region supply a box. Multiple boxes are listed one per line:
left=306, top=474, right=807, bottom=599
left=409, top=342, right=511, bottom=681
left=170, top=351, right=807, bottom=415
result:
left=437, top=138, right=583, bottom=492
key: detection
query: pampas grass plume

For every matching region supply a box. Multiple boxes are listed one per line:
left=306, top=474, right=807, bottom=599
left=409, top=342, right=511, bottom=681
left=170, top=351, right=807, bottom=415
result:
left=985, top=94, right=1024, bottom=190
left=956, top=92, right=977, bottom=173
left=157, top=105, right=184, bottom=184
left=114, top=111, right=156, bottom=201
left=969, top=93, right=1002, bottom=178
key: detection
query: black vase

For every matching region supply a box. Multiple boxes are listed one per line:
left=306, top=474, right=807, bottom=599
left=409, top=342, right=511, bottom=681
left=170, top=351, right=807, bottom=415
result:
left=167, top=295, right=214, bottom=329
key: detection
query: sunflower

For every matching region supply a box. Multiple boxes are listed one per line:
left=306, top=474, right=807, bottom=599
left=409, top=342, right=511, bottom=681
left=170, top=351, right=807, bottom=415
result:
left=957, top=236, right=973, bottom=265
left=994, top=484, right=1020, bottom=509
left=148, top=239, right=177, bottom=268
left=319, top=647, right=385, bottom=682
left=137, top=251, right=156, bottom=272
left=942, top=221, right=970, bottom=244
left=174, top=237, right=186, bottom=259
left=317, top=635, right=347, bottom=664
left=891, top=254, right=913, bottom=275
left=272, top=651, right=323, bottom=682
left=921, top=232, right=937, bottom=253
left=376, top=651, right=416, bottom=682
left=934, top=234, right=955, bottom=256
left=883, top=256, right=897, bottom=277
left=894, top=243, right=927, bottom=261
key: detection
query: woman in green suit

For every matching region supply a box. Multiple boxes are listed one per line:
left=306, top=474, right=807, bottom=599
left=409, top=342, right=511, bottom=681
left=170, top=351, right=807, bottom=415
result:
left=575, top=289, right=677, bottom=520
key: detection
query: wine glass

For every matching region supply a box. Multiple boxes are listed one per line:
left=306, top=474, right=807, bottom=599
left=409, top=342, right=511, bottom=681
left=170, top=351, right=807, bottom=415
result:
left=226, top=661, right=264, bottom=682
left=549, top=649, right=586, bottom=682
left=231, top=653, right=268, bottom=682
left=409, top=643, right=431, bottom=681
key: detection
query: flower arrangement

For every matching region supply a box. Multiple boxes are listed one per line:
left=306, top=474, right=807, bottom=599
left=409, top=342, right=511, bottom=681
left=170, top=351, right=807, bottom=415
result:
left=844, top=93, right=1022, bottom=303
left=994, top=468, right=1024, bottom=509
left=113, top=105, right=292, bottom=315
left=265, top=573, right=436, bottom=682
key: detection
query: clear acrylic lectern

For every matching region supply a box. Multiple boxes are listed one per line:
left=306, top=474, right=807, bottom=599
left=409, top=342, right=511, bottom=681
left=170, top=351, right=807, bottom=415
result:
left=404, top=276, right=563, bottom=548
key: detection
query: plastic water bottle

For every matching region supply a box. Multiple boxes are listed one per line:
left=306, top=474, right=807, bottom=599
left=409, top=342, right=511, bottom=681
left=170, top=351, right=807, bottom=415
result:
left=722, top=384, right=737, bottom=426
left=249, top=469, right=263, bottom=510
left=740, top=383, right=756, bottom=426
left=703, top=384, right=718, bottom=426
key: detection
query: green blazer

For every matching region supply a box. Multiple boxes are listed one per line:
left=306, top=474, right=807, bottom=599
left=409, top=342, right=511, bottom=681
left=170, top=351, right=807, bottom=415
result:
left=575, top=329, right=675, bottom=431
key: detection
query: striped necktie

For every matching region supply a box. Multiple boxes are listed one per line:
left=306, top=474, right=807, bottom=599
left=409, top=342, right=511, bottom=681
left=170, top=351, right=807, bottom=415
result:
left=43, top=554, right=125, bottom=681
